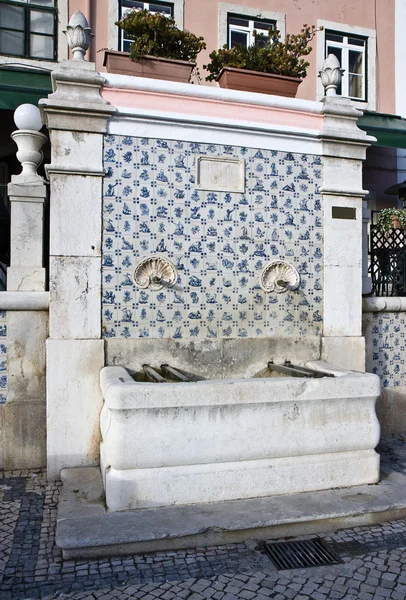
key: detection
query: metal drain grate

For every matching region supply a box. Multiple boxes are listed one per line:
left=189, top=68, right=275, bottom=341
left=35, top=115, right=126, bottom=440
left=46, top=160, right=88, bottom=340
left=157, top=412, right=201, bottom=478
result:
left=265, top=538, right=342, bottom=570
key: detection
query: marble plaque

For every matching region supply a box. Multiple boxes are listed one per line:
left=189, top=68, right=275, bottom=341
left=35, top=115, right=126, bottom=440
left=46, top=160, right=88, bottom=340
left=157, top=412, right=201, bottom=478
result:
left=196, top=156, right=245, bottom=192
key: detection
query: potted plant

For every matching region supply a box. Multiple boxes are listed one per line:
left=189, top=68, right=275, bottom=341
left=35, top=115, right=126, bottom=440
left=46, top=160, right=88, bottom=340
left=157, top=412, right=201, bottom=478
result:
left=204, top=25, right=319, bottom=97
left=104, top=9, right=206, bottom=83
left=377, top=208, right=406, bottom=236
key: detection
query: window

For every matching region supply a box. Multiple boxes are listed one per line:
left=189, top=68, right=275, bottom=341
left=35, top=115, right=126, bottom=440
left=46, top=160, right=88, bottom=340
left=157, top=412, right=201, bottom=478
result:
left=325, top=30, right=366, bottom=101
left=119, top=0, right=173, bottom=51
left=0, top=0, right=57, bottom=61
left=228, top=14, right=275, bottom=49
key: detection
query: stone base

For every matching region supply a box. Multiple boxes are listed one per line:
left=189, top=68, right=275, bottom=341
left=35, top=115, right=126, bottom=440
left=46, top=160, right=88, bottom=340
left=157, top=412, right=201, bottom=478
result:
left=47, top=339, right=105, bottom=480
left=102, top=449, right=379, bottom=512
left=56, top=464, right=406, bottom=559
left=0, top=310, right=48, bottom=470
left=0, top=401, right=46, bottom=470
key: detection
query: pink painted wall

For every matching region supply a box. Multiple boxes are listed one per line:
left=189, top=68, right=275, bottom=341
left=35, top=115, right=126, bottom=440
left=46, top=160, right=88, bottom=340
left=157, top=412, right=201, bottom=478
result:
left=184, top=0, right=395, bottom=113
left=68, top=0, right=395, bottom=113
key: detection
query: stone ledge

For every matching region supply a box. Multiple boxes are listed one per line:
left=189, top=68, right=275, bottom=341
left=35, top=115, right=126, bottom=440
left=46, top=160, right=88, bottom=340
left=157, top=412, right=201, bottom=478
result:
left=363, top=296, right=406, bottom=312
left=56, top=466, right=406, bottom=559
left=0, top=292, right=50, bottom=310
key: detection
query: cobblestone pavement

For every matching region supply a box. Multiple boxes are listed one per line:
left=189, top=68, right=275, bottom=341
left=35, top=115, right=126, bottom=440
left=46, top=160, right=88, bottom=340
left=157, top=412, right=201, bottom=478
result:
left=1, top=434, right=406, bottom=600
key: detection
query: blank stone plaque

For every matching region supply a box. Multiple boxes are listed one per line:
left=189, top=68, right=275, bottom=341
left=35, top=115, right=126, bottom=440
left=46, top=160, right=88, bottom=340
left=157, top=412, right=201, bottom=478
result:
left=196, top=156, right=245, bottom=193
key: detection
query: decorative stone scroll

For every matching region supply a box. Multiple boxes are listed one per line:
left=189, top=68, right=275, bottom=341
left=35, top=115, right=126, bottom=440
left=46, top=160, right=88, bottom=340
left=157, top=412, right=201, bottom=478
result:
left=260, top=260, right=300, bottom=293
left=133, top=256, right=178, bottom=291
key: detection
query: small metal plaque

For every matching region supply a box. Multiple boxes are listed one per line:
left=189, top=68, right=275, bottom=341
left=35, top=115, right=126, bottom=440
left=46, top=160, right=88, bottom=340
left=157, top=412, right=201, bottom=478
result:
left=332, top=207, right=356, bottom=220
left=196, top=156, right=245, bottom=193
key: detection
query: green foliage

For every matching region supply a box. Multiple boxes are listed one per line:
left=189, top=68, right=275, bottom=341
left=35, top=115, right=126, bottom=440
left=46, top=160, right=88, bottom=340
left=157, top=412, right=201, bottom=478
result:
left=377, top=208, right=406, bottom=236
left=116, top=9, right=206, bottom=62
left=204, top=25, right=319, bottom=81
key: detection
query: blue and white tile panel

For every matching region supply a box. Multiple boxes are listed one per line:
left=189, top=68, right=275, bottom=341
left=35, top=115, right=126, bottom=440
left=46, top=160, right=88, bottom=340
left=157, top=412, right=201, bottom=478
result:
left=102, top=136, right=323, bottom=340
left=0, top=310, right=6, bottom=403
left=366, top=311, right=406, bottom=388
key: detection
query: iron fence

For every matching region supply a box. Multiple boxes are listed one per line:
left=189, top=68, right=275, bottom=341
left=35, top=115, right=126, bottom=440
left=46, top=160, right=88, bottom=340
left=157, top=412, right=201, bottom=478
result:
left=369, top=224, right=406, bottom=296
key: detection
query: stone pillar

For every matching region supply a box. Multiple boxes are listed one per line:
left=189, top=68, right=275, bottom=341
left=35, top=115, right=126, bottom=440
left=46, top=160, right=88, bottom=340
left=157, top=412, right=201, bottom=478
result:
left=3, top=105, right=48, bottom=469
left=7, top=106, right=47, bottom=292
left=39, top=12, right=115, bottom=479
left=318, top=56, right=375, bottom=371
left=319, top=96, right=374, bottom=371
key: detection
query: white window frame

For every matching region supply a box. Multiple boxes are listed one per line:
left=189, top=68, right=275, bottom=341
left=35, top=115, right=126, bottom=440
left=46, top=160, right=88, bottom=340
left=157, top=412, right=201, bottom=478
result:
left=324, top=31, right=366, bottom=101
left=119, top=1, right=173, bottom=51
left=218, top=3, right=285, bottom=50
left=317, top=19, right=376, bottom=111
left=228, top=15, right=275, bottom=49
left=108, top=0, right=184, bottom=52
left=0, top=0, right=68, bottom=68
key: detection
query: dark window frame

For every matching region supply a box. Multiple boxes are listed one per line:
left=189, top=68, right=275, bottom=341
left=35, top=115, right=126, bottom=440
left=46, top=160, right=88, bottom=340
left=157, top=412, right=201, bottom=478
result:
left=0, top=0, right=57, bottom=62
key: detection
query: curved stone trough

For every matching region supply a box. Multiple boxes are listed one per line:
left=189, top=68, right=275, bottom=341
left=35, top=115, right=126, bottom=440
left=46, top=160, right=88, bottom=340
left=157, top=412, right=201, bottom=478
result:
left=100, top=363, right=381, bottom=512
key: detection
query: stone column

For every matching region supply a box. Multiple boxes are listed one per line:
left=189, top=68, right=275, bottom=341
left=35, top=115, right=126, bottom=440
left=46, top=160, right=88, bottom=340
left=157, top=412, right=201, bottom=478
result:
left=39, top=12, right=115, bottom=479
left=3, top=105, right=48, bottom=469
left=318, top=59, right=375, bottom=370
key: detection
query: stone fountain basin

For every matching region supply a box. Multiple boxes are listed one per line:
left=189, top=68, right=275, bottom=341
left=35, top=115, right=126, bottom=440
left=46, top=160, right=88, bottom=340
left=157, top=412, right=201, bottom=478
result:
left=99, top=363, right=381, bottom=512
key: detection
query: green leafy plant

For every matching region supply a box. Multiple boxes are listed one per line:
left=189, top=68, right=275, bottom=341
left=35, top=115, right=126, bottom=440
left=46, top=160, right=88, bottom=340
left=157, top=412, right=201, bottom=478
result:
left=204, top=25, right=319, bottom=81
left=116, top=9, right=206, bottom=62
left=377, top=208, right=406, bottom=236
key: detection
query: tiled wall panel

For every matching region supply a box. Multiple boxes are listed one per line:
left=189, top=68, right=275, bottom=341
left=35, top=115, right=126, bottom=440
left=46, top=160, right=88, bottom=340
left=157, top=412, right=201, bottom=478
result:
left=0, top=310, right=6, bottom=403
left=365, top=311, right=406, bottom=387
left=102, top=136, right=323, bottom=340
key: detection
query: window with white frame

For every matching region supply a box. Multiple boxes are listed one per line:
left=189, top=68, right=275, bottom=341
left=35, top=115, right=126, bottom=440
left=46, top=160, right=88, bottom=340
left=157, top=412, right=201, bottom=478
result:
left=227, top=14, right=275, bottom=49
left=119, top=0, right=173, bottom=51
left=0, top=0, right=57, bottom=60
left=325, top=30, right=366, bottom=101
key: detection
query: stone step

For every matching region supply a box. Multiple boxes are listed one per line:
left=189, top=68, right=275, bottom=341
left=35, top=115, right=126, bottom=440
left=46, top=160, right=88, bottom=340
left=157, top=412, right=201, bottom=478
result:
left=56, top=466, right=406, bottom=559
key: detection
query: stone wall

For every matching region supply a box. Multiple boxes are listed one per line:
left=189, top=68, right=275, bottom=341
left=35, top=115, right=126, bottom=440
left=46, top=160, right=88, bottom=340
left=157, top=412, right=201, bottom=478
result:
left=363, top=301, right=406, bottom=388
left=363, top=299, right=406, bottom=434
left=102, top=135, right=324, bottom=341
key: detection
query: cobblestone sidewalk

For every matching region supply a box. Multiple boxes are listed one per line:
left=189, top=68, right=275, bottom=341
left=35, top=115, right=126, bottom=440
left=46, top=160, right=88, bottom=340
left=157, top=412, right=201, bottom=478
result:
left=1, top=434, right=406, bottom=600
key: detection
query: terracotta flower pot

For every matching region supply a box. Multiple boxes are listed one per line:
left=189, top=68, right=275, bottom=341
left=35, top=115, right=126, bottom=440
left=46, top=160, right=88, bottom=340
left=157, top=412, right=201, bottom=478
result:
left=103, top=50, right=195, bottom=83
left=216, top=67, right=302, bottom=97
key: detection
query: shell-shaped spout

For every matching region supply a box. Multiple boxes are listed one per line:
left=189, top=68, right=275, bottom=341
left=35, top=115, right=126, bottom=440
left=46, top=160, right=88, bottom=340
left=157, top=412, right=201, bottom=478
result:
left=133, top=256, right=178, bottom=291
left=260, top=260, right=300, bottom=293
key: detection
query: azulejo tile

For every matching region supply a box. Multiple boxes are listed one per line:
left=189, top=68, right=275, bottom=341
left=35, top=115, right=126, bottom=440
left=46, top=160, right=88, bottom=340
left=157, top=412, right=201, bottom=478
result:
left=102, top=135, right=324, bottom=340
left=367, top=311, right=406, bottom=388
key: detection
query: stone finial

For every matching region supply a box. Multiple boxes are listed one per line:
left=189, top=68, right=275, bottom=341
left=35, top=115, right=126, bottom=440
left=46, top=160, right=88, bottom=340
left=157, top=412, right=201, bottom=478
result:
left=11, top=104, right=47, bottom=181
left=63, top=11, right=93, bottom=61
left=319, top=54, right=344, bottom=96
